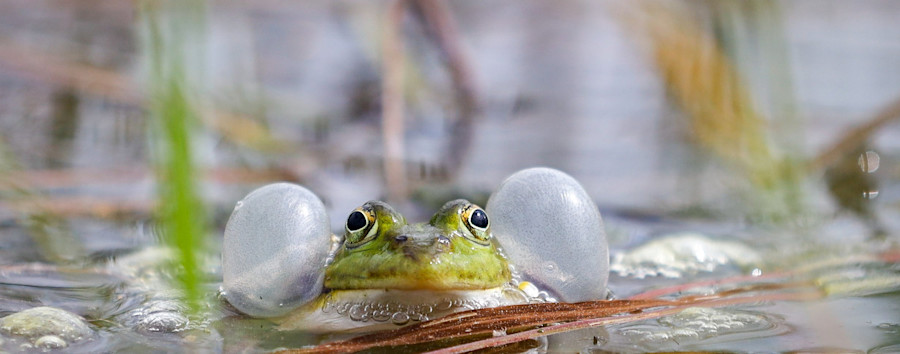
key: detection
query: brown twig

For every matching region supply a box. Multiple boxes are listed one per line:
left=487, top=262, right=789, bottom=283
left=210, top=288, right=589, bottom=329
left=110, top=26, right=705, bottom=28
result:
left=0, top=166, right=297, bottom=219
left=281, top=247, right=900, bottom=354
left=282, top=280, right=825, bottom=354
left=0, top=166, right=296, bottom=191
left=0, top=37, right=290, bottom=152
left=430, top=288, right=824, bottom=354
left=808, top=96, right=900, bottom=173
left=0, top=37, right=139, bottom=104
left=0, top=196, right=154, bottom=219
left=381, top=0, right=409, bottom=204
left=412, top=0, right=480, bottom=177
left=281, top=299, right=673, bottom=354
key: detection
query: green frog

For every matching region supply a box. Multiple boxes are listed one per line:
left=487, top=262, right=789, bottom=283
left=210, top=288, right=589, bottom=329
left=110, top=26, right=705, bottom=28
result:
left=276, top=199, right=532, bottom=332
left=223, top=167, right=609, bottom=333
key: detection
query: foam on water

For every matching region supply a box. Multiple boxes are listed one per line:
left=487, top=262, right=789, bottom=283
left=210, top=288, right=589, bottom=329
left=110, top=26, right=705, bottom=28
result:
left=610, top=232, right=762, bottom=279
left=610, top=307, right=787, bottom=351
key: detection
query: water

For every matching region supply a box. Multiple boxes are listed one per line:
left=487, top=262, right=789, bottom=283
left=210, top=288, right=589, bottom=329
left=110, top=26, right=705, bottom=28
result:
left=1, top=0, right=900, bottom=352
left=1, top=215, right=898, bottom=352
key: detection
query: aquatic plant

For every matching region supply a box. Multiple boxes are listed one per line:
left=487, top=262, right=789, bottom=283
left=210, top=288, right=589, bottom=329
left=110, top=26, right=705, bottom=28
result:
left=624, top=2, right=804, bottom=220
left=140, top=0, right=209, bottom=314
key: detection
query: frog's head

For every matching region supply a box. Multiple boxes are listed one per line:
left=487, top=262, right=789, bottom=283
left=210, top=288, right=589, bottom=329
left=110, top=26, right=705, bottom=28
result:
left=324, top=199, right=511, bottom=290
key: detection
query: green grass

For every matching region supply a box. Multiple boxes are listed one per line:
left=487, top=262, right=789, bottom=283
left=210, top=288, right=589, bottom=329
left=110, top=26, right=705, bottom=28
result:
left=142, top=0, right=208, bottom=314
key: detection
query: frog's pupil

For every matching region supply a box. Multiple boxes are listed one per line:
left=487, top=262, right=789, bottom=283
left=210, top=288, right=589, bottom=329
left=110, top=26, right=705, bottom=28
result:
left=347, top=211, right=367, bottom=231
left=470, top=209, right=488, bottom=228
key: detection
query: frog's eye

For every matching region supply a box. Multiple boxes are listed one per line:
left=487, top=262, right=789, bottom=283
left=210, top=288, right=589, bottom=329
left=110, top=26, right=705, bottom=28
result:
left=344, top=207, right=377, bottom=247
left=346, top=211, right=368, bottom=232
left=470, top=209, right=488, bottom=229
left=462, top=205, right=491, bottom=244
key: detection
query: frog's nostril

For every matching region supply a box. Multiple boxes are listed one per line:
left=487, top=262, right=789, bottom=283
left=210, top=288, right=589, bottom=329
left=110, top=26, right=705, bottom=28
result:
left=436, top=236, right=450, bottom=246
left=394, top=235, right=408, bottom=243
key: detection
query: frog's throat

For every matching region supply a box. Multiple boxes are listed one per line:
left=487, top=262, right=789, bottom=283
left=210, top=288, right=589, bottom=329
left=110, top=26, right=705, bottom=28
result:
left=276, top=286, right=531, bottom=332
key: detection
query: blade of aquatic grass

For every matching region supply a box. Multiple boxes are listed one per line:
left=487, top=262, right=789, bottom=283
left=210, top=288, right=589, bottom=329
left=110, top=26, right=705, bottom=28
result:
left=622, top=2, right=802, bottom=219
left=140, top=0, right=208, bottom=314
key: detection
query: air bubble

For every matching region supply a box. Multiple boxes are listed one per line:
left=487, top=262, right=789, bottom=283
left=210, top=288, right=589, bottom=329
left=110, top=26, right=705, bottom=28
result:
left=372, top=310, right=391, bottom=322
left=858, top=151, right=880, bottom=173
left=349, top=304, right=367, bottom=321
left=335, top=303, right=350, bottom=315
left=35, top=335, right=67, bottom=350
left=391, top=312, right=410, bottom=325
left=435, top=299, right=453, bottom=311
left=545, top=262, right=557, bottom=272
left=416, top=305, right=433, bottom=315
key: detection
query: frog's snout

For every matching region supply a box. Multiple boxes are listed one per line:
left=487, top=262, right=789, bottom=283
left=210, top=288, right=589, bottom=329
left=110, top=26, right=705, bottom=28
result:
left=391, top=232, right=451, bottom=262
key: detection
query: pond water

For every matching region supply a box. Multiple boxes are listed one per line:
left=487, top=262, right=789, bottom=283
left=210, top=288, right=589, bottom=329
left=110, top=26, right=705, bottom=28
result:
left=1, top=0, right=899, bottom=352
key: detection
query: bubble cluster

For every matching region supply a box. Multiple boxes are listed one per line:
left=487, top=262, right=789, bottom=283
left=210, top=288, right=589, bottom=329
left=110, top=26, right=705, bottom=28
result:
left=616, top=307, right=783, bottom=349
left=323, top=296, right=485, bottom=324
left=125, top=300, right=189, bottom=334
left=319, top=284, right=539, bottom=326
left=610, top=232, right=761, bottom=279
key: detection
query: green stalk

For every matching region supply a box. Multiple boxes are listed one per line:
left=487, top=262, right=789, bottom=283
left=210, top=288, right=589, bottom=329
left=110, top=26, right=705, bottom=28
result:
left=141, top=0, right=208, bottom=314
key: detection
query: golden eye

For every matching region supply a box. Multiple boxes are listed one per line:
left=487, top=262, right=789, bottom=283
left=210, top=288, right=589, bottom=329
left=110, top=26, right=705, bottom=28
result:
left=345, top=206, right=377, bottom=246
left=462, top=204, right=491, bottom=244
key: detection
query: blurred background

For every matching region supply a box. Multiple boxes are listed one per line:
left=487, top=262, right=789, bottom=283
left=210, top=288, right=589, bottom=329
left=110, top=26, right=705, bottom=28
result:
left=0, top=0, right=899, bottom=351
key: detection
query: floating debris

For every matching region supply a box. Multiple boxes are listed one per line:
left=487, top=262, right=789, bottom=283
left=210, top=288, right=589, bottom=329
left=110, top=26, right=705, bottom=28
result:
left=611, top=233, right=762, bottom=278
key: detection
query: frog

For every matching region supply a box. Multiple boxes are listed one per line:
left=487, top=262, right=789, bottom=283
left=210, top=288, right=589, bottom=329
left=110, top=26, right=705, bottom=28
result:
left=222, top=167, right=609, bottom=333
left=275, top=199, right=532, bottom=332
